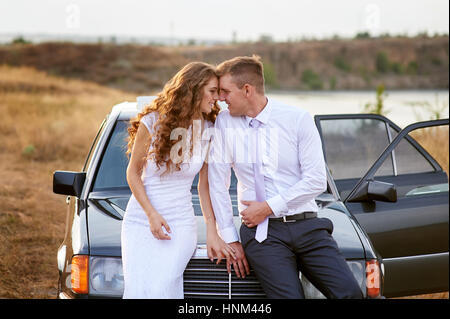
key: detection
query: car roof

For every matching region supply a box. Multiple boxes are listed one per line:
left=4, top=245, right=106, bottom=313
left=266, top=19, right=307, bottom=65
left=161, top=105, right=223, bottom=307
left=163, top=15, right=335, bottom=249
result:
left=112, top=96, right=157, bottom=120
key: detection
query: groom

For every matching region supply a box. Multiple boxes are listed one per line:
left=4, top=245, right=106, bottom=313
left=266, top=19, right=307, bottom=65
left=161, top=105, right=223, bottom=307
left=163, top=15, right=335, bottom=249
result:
left=208, top=55, right=363, bottom=298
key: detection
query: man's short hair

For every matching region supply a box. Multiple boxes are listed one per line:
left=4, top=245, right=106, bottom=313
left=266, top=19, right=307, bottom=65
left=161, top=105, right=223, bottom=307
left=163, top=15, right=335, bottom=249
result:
left=216, top=55, right=265, bottom=94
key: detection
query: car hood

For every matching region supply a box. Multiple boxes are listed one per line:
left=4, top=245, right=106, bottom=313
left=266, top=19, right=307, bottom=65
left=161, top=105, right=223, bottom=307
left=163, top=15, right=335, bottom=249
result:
left=193, top=207, right=364, bottom=259
left=87, top=192, right=365, bottom=259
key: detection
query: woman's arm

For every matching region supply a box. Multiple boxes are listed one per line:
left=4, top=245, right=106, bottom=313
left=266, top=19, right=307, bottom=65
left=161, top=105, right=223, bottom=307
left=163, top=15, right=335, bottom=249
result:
left=126, top=123, right=171, bottom=240
left=198, top=162, right=236, bottom=267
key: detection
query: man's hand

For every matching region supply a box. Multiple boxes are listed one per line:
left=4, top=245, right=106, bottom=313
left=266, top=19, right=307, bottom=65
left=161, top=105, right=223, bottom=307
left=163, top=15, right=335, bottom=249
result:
left=227, top=242, right=250, bottom=278
left=240, top=200, right=272, bottom=228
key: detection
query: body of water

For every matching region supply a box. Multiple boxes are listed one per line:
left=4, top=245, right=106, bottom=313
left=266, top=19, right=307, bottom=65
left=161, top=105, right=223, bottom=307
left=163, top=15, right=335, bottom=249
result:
left=265, top=90, right=449, bottom=128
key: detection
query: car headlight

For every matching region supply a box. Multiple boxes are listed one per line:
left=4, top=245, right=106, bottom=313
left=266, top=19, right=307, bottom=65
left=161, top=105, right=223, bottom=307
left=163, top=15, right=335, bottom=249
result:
left=89, top=256, right=124, bottom=297
left=300, top=260, right=367, bottom=299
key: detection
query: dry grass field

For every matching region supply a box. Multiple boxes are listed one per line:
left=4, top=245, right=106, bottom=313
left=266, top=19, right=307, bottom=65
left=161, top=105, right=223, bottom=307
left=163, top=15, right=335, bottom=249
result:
left=411, top=127, right=449, bottom=176
left=0, top=65, right=136, bottom=298
left=0, top=65, right=447, bottom=299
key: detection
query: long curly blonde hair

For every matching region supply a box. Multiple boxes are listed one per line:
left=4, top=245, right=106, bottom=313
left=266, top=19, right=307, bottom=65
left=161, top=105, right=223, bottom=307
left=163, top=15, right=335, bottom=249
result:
left=126, top=62, right=220, bottom=174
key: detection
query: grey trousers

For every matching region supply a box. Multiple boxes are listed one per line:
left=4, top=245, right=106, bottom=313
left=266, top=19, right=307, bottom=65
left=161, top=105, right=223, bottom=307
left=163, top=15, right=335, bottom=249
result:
left=240, top=217, right=363, bottom=299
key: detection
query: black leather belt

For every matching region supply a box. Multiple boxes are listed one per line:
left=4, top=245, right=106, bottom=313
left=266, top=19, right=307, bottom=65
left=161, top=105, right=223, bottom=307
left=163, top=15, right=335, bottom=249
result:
left=269, top=211, right=317, bottom=223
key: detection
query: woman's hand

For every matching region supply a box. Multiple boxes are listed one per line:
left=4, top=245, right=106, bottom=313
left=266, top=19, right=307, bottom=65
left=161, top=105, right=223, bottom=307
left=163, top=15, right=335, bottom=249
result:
left=206, top=224, right=236, bottom=267
left=147, top=211, right=171, bottom=240
left=197, top=163, right=236, bottom=270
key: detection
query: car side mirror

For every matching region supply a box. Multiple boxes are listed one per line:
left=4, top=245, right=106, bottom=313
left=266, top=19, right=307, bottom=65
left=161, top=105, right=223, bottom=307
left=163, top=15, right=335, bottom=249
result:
left=347, top=180, right=397, bottom=203
left=53, top=171, right=86, bottom=197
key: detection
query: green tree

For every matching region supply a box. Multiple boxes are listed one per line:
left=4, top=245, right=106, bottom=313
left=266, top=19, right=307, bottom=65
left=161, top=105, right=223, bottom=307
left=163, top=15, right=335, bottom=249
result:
left=390, top=62, right=404, bottom=74
left=263, top=62, right=278, bottom=89
left=11, top=36, right=30, bottom=44
left=334, top=56, right=352, bottom=72
left=355, top=31, right=371, bottom=39
left=187, top=39, right=197, bottom=46
left=406, top=61, right=419, bottom=74
left=258, top=34, right=274, bottom=43
left=302, top=69, right=323, bottom=90
left=363, top=84, right=389, bottom=115
left=376, top=52, right=390, bottom=73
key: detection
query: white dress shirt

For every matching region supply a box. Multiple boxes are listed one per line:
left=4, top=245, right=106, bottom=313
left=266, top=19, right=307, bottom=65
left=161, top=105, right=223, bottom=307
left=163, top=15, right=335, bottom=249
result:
left=208, top=98, right=327, bottom=243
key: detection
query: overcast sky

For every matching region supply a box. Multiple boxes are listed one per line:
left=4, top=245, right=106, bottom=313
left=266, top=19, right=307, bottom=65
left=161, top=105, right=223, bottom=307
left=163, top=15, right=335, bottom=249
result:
left=1, top=0, right=448, bottom=41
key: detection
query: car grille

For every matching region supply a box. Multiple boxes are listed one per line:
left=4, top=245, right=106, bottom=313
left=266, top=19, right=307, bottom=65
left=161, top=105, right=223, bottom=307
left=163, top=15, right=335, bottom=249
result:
left=183, top=258, right=266, bottom=299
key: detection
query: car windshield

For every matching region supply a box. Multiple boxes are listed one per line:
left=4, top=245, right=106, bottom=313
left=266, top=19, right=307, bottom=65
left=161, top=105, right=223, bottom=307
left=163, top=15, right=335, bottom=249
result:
left=93, top=121, right=130, bottom=190
left=92, top=119, right=331, bottom=205
left=92, top=120, right=238, bottom=191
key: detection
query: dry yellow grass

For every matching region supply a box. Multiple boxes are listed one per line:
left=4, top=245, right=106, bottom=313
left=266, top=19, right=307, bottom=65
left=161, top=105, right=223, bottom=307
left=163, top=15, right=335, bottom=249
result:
left=0, top=65, right=137, bottom=162
left=0, top=65, right=136, bottom=298
left=0, top=65, right=447, bottom=299
left=411, top=127, right=449, bottom=177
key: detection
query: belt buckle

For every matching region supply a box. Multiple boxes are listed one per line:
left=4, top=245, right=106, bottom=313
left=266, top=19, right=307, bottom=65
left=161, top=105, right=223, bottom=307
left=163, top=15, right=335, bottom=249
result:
left=282, top=216, right=296, bottom=223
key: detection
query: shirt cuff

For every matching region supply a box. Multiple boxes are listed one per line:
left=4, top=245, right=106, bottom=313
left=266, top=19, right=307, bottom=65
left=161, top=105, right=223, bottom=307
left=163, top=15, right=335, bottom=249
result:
left=218, top=226, right=240, bottom=244
left=266, top=195, right=289, bottom=217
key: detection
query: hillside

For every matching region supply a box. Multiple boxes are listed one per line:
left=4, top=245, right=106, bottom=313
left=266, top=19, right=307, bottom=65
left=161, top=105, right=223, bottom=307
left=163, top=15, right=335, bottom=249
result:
left=0, top=36, right=448, bottom=93
left=179, top=37, right=449, bottom=90
left=0, top=43, right=187, bottom=94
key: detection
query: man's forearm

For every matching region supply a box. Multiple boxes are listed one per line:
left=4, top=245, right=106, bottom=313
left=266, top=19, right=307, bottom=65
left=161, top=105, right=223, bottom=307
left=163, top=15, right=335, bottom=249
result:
left=208, top=163, right=239, bottom=243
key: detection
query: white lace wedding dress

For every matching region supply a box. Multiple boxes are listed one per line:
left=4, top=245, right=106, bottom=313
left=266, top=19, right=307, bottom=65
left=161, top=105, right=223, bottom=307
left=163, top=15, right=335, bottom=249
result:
left=121, top=112, right=211, bottom=298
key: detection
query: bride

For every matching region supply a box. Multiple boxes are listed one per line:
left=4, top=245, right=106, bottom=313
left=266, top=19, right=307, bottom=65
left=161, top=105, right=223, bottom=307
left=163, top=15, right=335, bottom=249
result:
left=121, top=62, right=235, bottom=298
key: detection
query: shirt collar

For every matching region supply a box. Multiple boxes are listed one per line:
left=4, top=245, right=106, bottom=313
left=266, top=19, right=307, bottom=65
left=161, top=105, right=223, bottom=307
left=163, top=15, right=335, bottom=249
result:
left=245, top=97, right=272, bottom=126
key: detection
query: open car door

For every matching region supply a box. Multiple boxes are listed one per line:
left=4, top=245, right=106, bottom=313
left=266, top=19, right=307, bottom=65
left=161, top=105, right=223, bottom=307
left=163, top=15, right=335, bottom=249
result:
left=315, top=114, right=449, bottom=298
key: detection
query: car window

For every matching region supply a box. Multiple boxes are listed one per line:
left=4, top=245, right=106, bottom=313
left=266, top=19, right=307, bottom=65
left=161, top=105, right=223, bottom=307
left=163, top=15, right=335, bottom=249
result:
left=93, top=121, right=130, bottom=190
left=373, top=126, right=448, bottom=198
left=405, top=183, right=449, bottom=197
left=319, top=118, right=394, bottom=180
left=394, top=132, right=436, bottom=175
